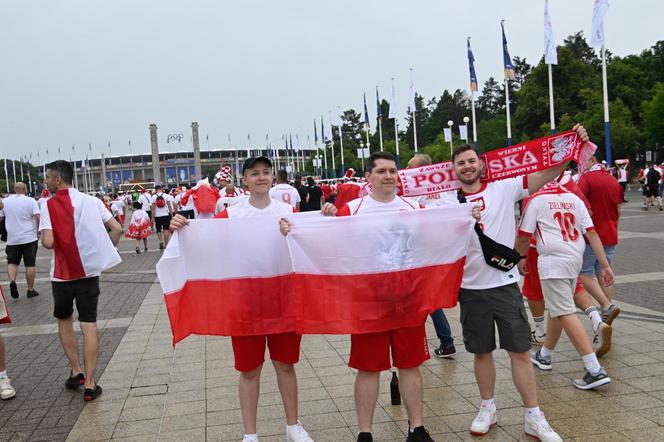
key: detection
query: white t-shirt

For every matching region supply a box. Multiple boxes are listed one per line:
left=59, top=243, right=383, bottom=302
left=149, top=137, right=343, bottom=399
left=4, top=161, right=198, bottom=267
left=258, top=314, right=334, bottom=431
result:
left=269, top=184, right=301, bottom=208
left=519, top=184, right=594, bottom=279
left=110, top=199, right=125, bottom=216
left=2, top=194, right=40, bottom=245
left=617, top=168, right=627, bottom=183
left=138, top=193, right=152, bottom=211
left=221, top=197, right=293, bottom=218
left=340, top=194, right=420, bottom=215
left=455, top=177, right=529, bottom=290
left=215, top=195, right=242, bottom=215
left=151, top=192, right=174, bottom=217
left=40, top=189, right=119, bottom=281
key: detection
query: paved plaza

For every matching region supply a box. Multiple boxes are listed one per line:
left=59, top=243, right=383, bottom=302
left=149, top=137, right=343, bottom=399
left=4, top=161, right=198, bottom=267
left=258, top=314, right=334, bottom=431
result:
left=1, top=188, right=664, bottom=441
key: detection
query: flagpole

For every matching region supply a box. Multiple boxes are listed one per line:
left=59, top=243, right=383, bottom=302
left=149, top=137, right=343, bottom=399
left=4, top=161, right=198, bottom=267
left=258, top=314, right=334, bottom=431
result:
left=395, top=120, right=400, bottom=168
left=471, top=90, right=478, bottom=145
left=12, top=159, right=17, bottom=187
left=501, top=20, right=514, bottom=147
left=548, top=64, right=556, bottom=134
left=338, top=112, right=345, bottom=176
left=601, top=45, right=612, bottom=164
left=412, top=110, right=418, bottom=152
left=4, top=160, right=9, bottom=192
left=330, top=137, right=336, bottom=178
left=376, top=86, right=384, bottom=151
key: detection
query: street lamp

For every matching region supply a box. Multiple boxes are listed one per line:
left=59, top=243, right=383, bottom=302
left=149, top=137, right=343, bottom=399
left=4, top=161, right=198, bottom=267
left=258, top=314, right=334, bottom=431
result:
left=447, top=120, right=454, bottom=158
left=462, top=116, right=470, bottom=143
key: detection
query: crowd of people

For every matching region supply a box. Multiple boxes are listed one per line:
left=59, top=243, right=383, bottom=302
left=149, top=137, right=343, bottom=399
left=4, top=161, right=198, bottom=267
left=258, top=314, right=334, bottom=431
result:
left=0, top=123, right=651, bottom=441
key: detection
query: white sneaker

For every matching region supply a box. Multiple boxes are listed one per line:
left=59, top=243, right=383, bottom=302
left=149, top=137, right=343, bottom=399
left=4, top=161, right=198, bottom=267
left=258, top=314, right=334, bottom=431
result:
left=242, top=435, right=258, bottom=442
left=470, top=406, right=497, bottom=435
left=524, top=413, right=562, bottom=442
left=0, top=376, right=16, bottom=400
left=286, top=421, right=313, bottom=442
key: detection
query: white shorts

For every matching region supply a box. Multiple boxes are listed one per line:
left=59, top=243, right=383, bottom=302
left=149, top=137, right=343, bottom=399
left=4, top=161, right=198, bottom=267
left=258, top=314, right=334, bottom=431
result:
left=540, top=278, right=577, bottom=317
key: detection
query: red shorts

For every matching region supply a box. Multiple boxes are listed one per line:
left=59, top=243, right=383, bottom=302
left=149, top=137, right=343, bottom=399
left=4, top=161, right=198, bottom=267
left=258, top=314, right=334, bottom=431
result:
left=522, top=248, right=584, bottom=302
left=349, top=324, right=430, bottom=372
left=231, top=332, right=302, bottom=372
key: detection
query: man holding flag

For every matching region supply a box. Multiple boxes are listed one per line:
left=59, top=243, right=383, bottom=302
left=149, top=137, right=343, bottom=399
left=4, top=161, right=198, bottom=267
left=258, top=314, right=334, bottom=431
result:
left=450, top=124, right=588, bottom=442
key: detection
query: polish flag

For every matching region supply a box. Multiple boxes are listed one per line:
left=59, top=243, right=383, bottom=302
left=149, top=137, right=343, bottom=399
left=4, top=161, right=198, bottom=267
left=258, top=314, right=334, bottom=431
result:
left=157, top=205, right=473, bottom=344
left=42, top=189, right=121, bottom=280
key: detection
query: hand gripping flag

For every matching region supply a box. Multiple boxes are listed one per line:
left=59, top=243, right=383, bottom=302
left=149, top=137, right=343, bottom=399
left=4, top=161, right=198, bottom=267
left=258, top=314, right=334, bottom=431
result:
left=157, top=205, right=473, bottom=344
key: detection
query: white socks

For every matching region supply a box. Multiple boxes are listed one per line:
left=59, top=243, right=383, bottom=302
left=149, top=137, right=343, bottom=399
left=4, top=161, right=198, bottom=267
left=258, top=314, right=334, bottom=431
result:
left=533, top=315, right=546, bottom=336
left=526, top=406, right=541, bottom=417
left=0, top=370, right=6, bottom=378
left=481, top=398, right=496, bottom=409
left=585, top=307, right=603, bottom=332
left=539, top=346, right=553, bottom=359
left=582, top=353, right=601, bottom=375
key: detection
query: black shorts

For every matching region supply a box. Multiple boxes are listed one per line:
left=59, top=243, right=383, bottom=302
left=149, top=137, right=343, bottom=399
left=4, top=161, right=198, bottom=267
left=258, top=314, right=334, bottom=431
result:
left=646, top=184, right=660, bottom=198
left=145, top=210, right=152, bottom=220
left=180, top=210, right=195, bottom=220
left=458, top=283, right=531, bottom=354
left=52, top=277, right=100, bottom=323
left=154, top=215, right=171, bottom=233
left=5, top=240, right=38, bottom=266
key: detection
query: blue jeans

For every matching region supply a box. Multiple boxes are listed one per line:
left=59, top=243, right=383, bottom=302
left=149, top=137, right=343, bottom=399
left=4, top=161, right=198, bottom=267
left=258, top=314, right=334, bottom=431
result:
left=430, top=309, right=454, bottom=346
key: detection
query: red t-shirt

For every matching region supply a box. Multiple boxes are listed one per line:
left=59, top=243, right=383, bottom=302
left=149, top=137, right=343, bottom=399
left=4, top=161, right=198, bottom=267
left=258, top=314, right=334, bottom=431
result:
left=577, top=168, right=623, bottom=245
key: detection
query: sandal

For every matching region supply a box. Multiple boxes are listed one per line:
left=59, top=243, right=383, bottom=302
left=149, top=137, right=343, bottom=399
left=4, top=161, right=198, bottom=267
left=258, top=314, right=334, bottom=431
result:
left=65, top=372, right=85, bottom=390
left=83, top=385, right=102, bottom=401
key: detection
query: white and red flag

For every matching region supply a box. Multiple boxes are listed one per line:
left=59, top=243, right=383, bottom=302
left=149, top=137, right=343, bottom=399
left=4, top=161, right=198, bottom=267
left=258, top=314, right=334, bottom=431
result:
left=157, top=205, right=473, bottom=344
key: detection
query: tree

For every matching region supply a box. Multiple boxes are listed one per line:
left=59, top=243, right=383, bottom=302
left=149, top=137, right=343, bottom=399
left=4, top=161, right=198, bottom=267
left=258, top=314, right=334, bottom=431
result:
left=476, top=77, right=502, bottom=119
left=563, top=32, right=601, bottom=68
left=642, top=83, right=664, bottom=147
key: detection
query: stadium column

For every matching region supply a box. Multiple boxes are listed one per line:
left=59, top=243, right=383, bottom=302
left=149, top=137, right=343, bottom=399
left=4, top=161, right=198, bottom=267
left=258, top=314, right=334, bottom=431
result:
left=149, top=123, right=161, bottom=185
left=192, top=121, right=202, bottom=181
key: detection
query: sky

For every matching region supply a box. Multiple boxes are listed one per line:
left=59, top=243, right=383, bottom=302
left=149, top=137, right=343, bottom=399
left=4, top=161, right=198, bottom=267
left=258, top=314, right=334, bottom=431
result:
left=0, top=0, right=661, bottom=161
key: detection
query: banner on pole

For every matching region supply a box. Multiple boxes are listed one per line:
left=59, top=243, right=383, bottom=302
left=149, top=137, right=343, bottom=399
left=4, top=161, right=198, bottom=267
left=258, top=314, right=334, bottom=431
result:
left=443, top=128, right=452, bottom=143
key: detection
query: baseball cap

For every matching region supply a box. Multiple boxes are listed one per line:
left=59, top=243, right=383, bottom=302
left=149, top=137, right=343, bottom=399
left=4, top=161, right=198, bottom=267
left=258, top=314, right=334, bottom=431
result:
left=242, top=156, right=272, bottom=174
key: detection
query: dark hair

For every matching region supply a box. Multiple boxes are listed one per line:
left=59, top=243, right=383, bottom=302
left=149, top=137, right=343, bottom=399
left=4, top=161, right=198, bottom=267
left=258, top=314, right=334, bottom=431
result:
left=367, top=151, right=396, bottom=172
left=45, top=160, right=73, bottom=184
left=133, top=201, right=142, bottom=210
left=276, top=170, right=288, bottom=182
left=112, top=193, right=118, bottom=199
left=451, top=144, right=479, bottom=163
left=307, top=176, right=315, bottom=186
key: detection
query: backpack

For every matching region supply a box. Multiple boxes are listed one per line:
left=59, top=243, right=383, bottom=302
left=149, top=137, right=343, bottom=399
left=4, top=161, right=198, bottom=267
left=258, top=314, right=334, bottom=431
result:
left=155, top=193, right=166, bottom=208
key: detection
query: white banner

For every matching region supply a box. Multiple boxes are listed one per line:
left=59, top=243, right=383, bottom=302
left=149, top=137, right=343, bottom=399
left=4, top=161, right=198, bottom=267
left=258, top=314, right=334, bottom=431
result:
left=443, top=128, right=452, bottom=143
left=590, top=0, right=609, bottom=48
left=356, top=148, right=370, bottom=158
left=544, top=0, right=558, bottom=64
left=459, top=125, right=468, bottom=141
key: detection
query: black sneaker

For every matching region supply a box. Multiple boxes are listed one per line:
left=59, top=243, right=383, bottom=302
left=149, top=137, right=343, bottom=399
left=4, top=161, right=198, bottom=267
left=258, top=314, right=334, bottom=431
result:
left=357, top=432, right=373, bottom=442
left=9, top=281, right=19, bottom=299
left=406, top=426, right=434, bottom=442
left=530, top=349, right=552, bottom=371
left=573, top=368, right=611, bottom=390
left=135, top=247, right=141, bottom=254
left=159, top=243, right=164, bottom=250
left=83, top=385, right=102, bottom=401
left=26, top=289, right=39, bottom=298
left=65, top=372, right=85, bottom=390
left=433, top=344, right=456, bottom=358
